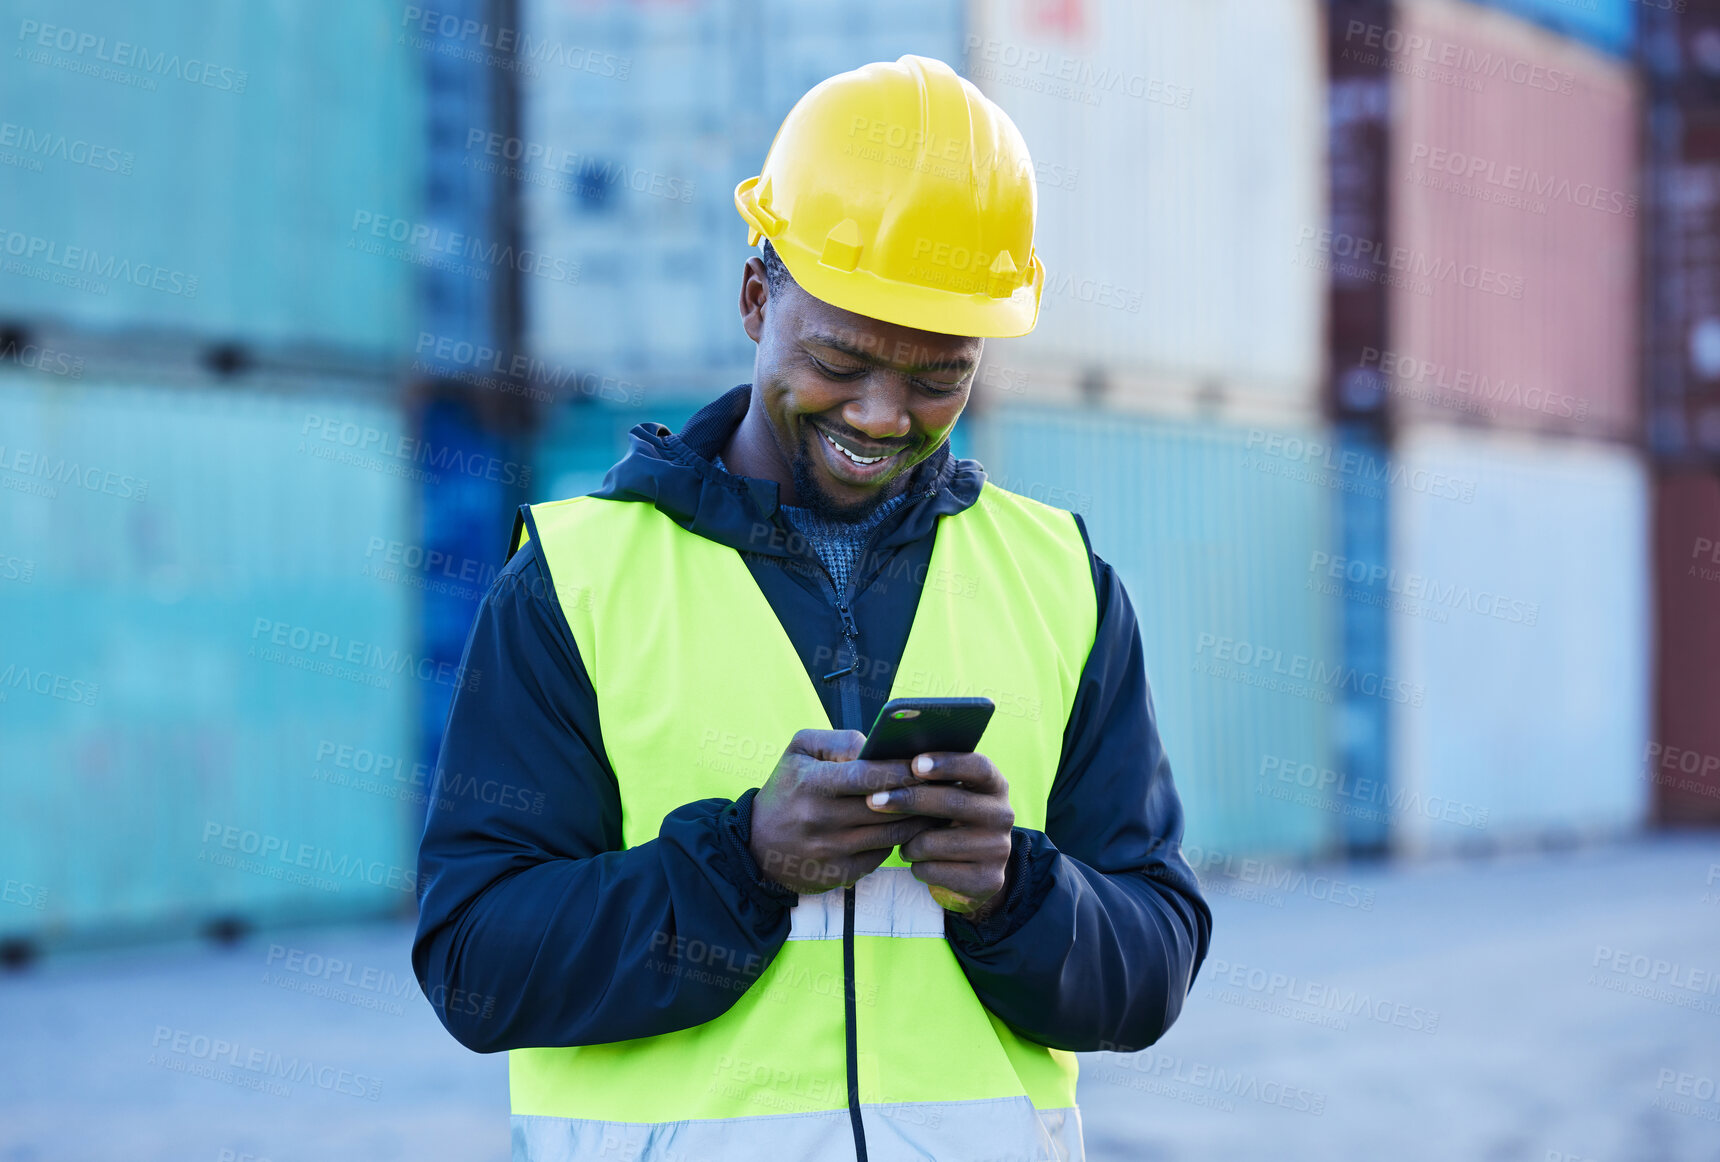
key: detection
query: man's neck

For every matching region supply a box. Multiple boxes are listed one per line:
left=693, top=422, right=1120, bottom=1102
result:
left=719, top=395, right=798, bottom=503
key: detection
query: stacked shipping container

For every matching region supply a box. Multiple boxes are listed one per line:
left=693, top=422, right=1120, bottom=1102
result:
left=398, top=0, right=527, bottom=809
left=520, top=0, right=1665, bottom=862
left=0, top=0, right=434, bottom=951
left=1642, top=0, right=1720, bottom=826
left=1331, top=0, right=1652, bottom=852
left=1325, top=2, right=1397, bottom=852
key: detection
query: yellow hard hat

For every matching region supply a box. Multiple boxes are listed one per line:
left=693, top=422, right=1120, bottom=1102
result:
left=734, top=54, right=1045, bottom=338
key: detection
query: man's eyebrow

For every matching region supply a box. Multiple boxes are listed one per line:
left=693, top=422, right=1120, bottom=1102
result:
left=803, top=332, right=977, bottom=376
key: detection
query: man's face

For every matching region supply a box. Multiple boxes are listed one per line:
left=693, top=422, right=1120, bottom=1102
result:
left=740, top=257, right=983, bottom=522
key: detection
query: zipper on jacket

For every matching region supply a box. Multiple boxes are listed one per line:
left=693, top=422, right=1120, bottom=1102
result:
left=804, top=482, right=938, bottom=733
left=832, top=599, right=863, bottom=731
left=787, top=484, right=936, bottom=1162
left=804, top=549, right=867, bottom=1161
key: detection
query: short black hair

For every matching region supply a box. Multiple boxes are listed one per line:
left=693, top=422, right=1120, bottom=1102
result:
left=760, top=238, right=795, bottom=296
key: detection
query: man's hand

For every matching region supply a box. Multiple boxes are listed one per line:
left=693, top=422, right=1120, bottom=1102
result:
left=865, top=751, right=1014, bottom=918
left=749, top=729, right=947, bottom=895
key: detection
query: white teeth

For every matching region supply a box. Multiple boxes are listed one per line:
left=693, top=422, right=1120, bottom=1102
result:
left=822, top=429, right=887, bottom=465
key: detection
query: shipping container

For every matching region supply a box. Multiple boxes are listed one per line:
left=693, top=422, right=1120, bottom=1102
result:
left=409, top=0, right=520, bottom=775
left=1466, top=0, right=1635, bottom=59
left=1327, top=422, right=1395, bottom=853
left=517, top=0, right=965, bottom=397
left=966, top=0, right=1326, bottom=421
left=0, top=375, right=420, bottom=950
left=968, top=407, right=1340, bottom=862
left=1650, top=469, right=1720, bottom=825
left=1327, top=1, right=1397, bottom=420
left=1386, top=0, right=1641, bottom=441
left=1388, top=425, right=1651, bottom=854
left=0, top=0, right=422, bottom=360
left=415, top=0, right=505, bottom=378
left=533, top=397, right=706, bottom=503
left=408, top=386, right=536, bottom=788
left=1633, top=0, right=1716, bottom=103
left=1644, top=101, right=1720, bottom=462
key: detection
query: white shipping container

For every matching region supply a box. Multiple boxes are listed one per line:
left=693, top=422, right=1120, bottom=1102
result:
left=968, top=0, right=1326, bottom=417
left=519, top=0, right=966, bottom=393
left=1388, top=425, right=1651, bottom=854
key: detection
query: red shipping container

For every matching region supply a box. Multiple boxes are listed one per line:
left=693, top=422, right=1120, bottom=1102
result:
left=1651, top=470, right=1720, bottom=826
left=1385, top=0, right=1640, bottom=441
left=1644, top=104, right=1720, bottom=462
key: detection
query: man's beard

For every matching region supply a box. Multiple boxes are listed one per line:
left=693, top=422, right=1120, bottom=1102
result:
left=788, top=428, right=905, bottom=524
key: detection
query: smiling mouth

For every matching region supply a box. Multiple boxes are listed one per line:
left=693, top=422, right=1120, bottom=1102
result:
left=815, top=425, right=899, bottom=467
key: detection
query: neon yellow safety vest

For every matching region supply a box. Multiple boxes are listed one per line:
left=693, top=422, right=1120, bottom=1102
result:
left=509, top=480, right=1099, bottom=1162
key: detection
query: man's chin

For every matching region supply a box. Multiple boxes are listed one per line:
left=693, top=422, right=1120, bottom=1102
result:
left=789, top=451, right=898, bottom=524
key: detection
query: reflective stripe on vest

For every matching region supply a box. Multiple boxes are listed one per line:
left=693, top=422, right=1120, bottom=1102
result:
left=511, top=482, right=1098, bottom=1162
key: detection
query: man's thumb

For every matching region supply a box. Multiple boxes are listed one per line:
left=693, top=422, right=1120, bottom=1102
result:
left=789, top=728, right=866, bottom=762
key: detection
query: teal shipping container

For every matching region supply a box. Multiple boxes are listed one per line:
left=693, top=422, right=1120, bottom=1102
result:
left=0, top=0, right=422, bottom=358
left=968, top=407, right=1341, bottom=863
left=0, top=376, right=419, bottom=951
left=533, top=397, right=705, bottom=503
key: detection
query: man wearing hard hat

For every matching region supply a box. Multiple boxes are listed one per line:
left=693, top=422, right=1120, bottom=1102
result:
left=414, top=54, right=1211, bottom=1162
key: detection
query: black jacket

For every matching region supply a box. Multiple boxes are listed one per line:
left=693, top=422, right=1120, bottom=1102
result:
left=412, top=384, right=1211, bottom=1056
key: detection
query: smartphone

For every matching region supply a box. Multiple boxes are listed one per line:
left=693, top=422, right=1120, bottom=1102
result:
left=856, top=697, right=995, bottom=762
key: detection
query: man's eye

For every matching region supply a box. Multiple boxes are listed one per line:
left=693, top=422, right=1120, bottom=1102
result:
left=917, top=379, right=963, bottom=396
left=812, top=358, right=865, bottom=380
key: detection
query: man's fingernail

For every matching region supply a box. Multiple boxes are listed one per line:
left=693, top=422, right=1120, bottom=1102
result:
left=868, top=791, right=890, bottom=808
left=914, top=755, right=933, bottom=775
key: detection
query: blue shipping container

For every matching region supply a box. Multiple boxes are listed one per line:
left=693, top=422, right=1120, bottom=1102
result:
left=411, top=395, right=530, bottom=785
left=1326, top=422, right=1394, bottom=854
left=0, top=375, right=420, bottom=949
left=413, top=0, right=501, bottom=376
left=1463, top=0, right=1635, bottom=58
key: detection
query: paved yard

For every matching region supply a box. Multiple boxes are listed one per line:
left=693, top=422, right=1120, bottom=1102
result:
left=3, top=835, right=1718, bottom=1161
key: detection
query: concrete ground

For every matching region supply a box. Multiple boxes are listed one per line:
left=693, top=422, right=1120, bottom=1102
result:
left=3, top=835, right=1718, bottom=1162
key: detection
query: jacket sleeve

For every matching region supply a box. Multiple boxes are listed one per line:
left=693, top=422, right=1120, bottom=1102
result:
left=411, top=536, right=801, bottom=1053
left=944, top=533, right=1213, bottom=1053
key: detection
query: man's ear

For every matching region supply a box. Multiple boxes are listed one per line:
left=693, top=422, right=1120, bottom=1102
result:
left=740, top=256, right=770, bottom=343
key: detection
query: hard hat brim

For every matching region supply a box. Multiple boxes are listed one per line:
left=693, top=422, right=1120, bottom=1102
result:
left=736, top=178, right=1044, bottom=340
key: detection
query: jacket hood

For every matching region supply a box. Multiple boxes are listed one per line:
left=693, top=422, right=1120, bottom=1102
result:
left=584, top=384, right=988, bottom=560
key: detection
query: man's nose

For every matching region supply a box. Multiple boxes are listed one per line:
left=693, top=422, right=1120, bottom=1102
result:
left=842, top=383, right=912, bottom=441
